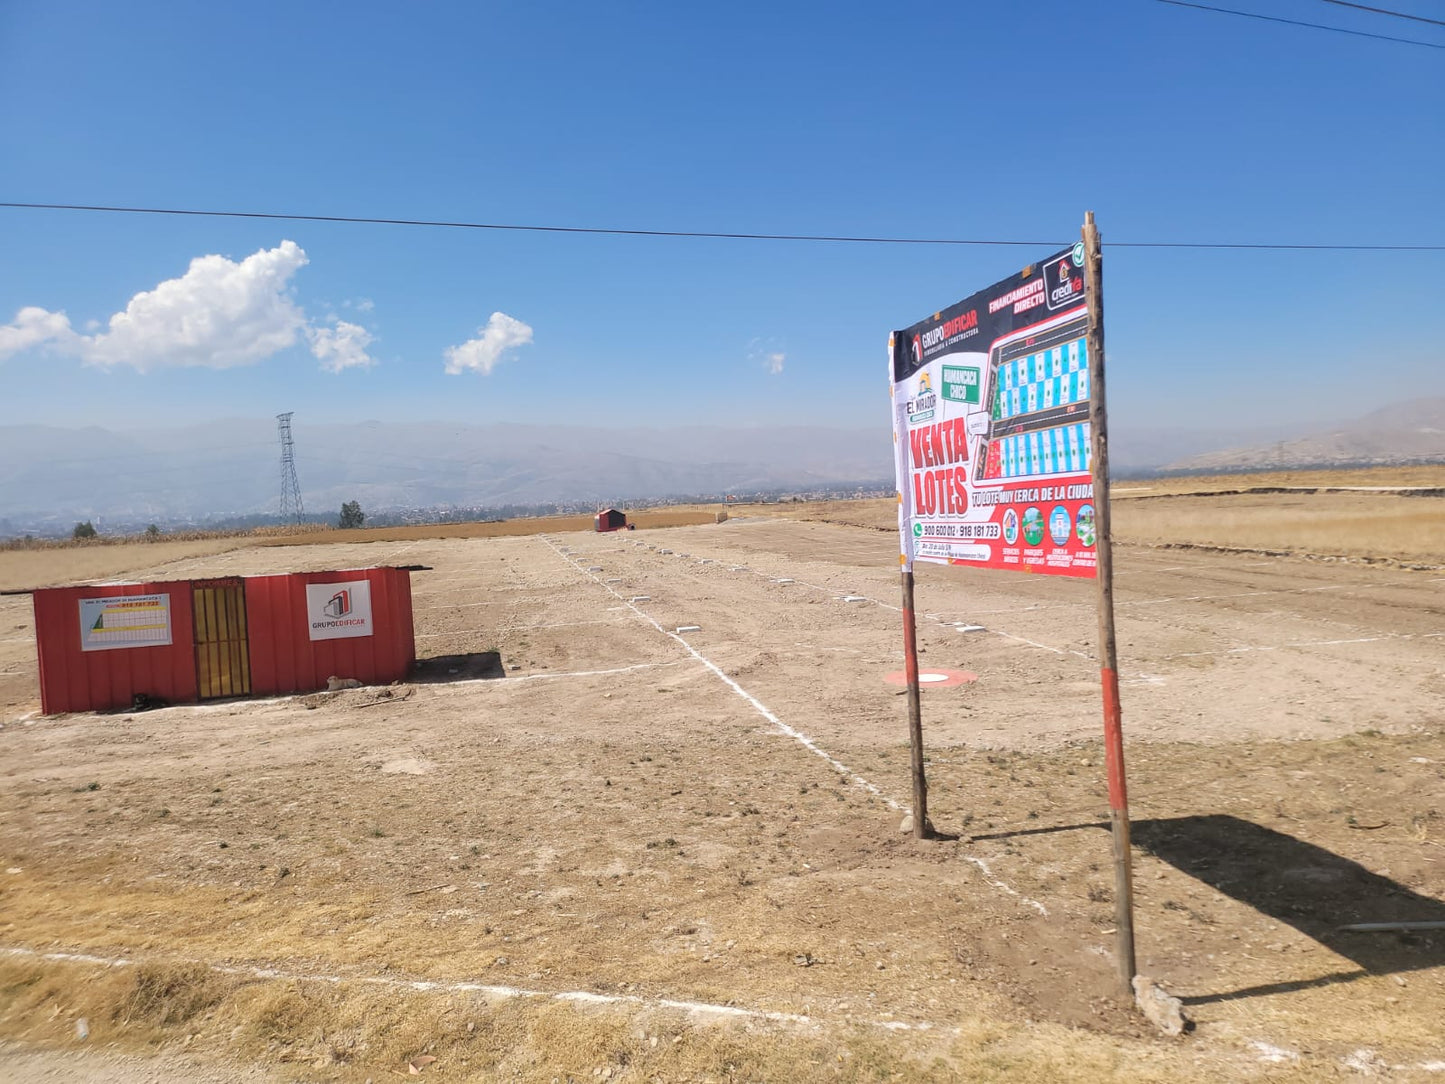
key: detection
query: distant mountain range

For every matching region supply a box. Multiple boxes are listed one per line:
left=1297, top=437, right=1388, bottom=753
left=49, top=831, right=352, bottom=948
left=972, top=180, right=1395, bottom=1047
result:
left=0, top=420, right=897, bottom=534
left=1166, top=398, right=1445, bottom=473
left=2, top=401, right=1441, bottom=536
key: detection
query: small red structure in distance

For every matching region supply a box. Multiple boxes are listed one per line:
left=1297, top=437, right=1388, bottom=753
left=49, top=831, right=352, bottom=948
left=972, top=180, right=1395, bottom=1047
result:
left=595, top=508, right=631, bottom=532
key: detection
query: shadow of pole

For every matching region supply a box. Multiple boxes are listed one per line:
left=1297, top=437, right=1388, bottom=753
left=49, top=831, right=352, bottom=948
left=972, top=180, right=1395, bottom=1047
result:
left=965, top=814, right=1443, bottom=1004
left=1133, top=814, right=1445, bottom=991
left=1179, top=967, right=1370, bottom=1006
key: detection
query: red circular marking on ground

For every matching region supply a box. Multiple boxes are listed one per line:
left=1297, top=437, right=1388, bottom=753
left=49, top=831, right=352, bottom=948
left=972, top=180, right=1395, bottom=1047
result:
left=883, top=669, right=978, bottom=688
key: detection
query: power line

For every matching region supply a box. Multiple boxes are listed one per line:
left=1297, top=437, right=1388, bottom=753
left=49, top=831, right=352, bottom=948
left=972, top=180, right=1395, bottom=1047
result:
left=1312, top=0, right=1445, bottom=29
left=1151, top=0, right=1445, bottom=48
left=1, top=201, right=1443, bottom=252
left=0, top=200, right=1054, bottom=248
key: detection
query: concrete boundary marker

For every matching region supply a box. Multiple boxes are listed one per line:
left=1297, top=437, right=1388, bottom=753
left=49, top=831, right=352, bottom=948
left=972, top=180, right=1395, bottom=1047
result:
left=0, top=946, right=940, bottom=1033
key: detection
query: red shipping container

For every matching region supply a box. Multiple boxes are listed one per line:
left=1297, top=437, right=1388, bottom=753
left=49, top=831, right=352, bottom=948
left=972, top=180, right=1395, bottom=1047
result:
left=33, top=581, right=200, bottom=714
left=32, top=567, right=416, bottom=714
left=245, top=567, right=415, bottom=696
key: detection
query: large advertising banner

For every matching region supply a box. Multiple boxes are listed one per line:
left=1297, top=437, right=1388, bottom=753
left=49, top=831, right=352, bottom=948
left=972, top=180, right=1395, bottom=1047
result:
left=890, top=244, right=1096, bottom=578
left=305, top=580, right=374, bottom=641
left=78, top=593, right=173, bottom=651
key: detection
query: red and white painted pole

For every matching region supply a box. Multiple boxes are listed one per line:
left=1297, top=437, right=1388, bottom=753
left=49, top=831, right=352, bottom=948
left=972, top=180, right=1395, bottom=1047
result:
left=1084, top=210, right=1138, bottom=992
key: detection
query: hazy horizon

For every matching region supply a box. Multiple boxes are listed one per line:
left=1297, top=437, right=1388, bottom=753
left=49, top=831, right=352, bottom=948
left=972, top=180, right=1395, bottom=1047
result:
left=5, top=397, right=1443, bottom=537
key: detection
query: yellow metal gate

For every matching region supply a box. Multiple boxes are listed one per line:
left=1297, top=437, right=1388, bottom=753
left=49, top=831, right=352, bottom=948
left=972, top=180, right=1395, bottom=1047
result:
left=192, top=579, right=251, bottom=699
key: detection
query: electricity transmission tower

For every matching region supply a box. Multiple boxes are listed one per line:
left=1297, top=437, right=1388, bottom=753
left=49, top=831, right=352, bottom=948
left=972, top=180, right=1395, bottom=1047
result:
left=276, top=412, right=305, bottom=525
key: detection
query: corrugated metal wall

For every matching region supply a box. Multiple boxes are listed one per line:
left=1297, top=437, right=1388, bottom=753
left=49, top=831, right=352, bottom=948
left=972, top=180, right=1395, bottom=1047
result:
left=32, top=567, right=416, bottom=713
left=245, top=567, right=415, bottom=696
left=33, top=582, right=199, bottom=714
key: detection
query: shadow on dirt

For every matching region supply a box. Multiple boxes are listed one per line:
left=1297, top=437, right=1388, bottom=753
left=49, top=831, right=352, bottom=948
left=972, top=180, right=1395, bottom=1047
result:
left=1132, top=814, right=1445, bottom=1003
left=410, top=651, right=505, bottom=683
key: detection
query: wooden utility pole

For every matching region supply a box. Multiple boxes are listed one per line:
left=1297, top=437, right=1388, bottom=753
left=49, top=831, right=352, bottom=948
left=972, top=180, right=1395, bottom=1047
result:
left=900, top=568, right=929, bottom=838
left=1083, top=210, right=1138, bottom=993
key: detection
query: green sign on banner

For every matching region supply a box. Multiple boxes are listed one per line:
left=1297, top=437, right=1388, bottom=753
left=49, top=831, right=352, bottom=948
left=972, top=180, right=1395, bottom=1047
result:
left=941, top=365, right=981, bottom=404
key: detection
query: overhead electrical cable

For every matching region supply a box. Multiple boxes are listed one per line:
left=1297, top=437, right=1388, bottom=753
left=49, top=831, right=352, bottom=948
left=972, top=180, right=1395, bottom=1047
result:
left=1151, top=0, right=1445, bottom=47
left=1, top=201, right=1442, bottom=252
left=1311, top=0, right=1445, bottom=29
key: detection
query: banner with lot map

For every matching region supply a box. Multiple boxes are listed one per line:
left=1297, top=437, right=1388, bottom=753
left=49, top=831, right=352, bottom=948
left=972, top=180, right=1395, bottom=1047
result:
left=889, top=245, right=1097, bottom=578
left=78, top=593, right=173, bottom=651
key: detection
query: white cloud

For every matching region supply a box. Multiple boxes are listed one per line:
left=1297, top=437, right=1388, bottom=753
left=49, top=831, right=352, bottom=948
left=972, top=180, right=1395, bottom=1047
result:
left=308, top=319, right=376, bottom=373
left=444, top=312, right=533, bottom=375
left=0, top=306, right=76, bottom=358
left=747, top=337, right=786, bottom=375
left=0, top=241, right=375, bottom=374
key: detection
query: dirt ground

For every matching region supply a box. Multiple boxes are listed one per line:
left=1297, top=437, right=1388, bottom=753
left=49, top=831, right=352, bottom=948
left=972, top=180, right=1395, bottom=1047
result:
left=747, top=466, right=1445, bottom=567
left=0, top=539, right=253, bottom=594
left=1, top=506, right=1443, bottom=1081
left=262, top=509, right=727, bottom=550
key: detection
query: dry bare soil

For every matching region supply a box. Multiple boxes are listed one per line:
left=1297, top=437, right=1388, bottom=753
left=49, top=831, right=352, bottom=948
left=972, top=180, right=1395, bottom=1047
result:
left=754, top=465, right=1445, bottom=567
left=1, top=481, right=1443, bottom=1081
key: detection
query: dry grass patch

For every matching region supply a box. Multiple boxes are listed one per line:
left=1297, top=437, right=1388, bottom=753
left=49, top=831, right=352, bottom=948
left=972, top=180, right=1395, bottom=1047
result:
left=1110, top=492, right=1445, bottom=564
left=1120, top=464, right=1445, bottom=496
left=0, top=538, right=257, bottom=593
left=0, top=954, right=1266, bottom=1082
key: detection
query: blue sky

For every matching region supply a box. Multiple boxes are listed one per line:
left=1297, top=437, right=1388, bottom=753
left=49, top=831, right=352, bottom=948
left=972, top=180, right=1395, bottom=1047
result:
left=1, top=0, right=1441, bottom=438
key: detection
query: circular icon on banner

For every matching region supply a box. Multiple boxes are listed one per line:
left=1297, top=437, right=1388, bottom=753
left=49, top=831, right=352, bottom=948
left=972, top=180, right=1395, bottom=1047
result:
left=1071, top=241, right=1086, bottom=266
left=1049, top=505, right=1072, bottom=546
left=1022, top=506, right=1045, bottom=547
left=1076, top=504, right=1097, bottom=547
left=1001, top=508, right=1020, bottom=544
left=912, top=521, right=924, bottom=538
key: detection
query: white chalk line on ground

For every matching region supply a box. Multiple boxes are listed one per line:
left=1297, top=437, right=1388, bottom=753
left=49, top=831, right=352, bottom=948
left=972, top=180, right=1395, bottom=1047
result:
left=415, top=616, right=631, bottom=638
left=961, top=856, right=1048, bottom=916
left=438, top=660, right=686, bottom=688
left=1163, top=630, right=1445, bottom=660
left=673, top=535, right=1433, bottom=667
left=411, top=592, right=582, bottom=610
left=607, top=529, right=1097, bottom=664
left=543, top=534, right=1051, bottom=918
left=384, top=541, right=427, bottom=560
left=0, top=662, right=681, bottom=726
left=942, top=582, right=1353, bottom=618
left=540, top=536, right=902, bottom=812
left=650, top=540, right=1098, bottom=664
left=0, top=946, right=938, bottom=1033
